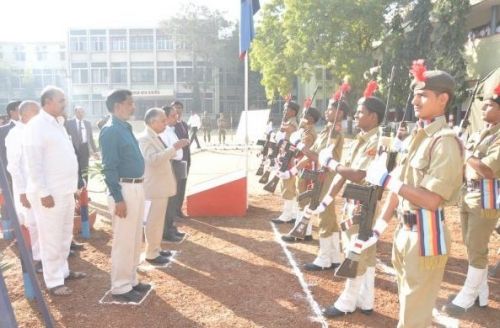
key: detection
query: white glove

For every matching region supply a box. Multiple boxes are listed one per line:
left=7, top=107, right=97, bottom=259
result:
left=296, top=142, right=306, bottom=151
left=365, top=153, right=403, bottom=193
left=277, top=167, right=298, bottom=180
left=313, top=195, right=333, bottom=214
left=275, top=131, right=286, bottom=142
left=289, top=130, right=302, bottom=146
left=352, top=218, right=389, bottom=252
left=349, top=239, right=365, bottom=255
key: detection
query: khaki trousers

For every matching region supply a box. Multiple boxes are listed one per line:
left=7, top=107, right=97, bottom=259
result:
left=29, top=193, right=74, bottom=289
left=318, top=171, right=339, bottom=238
left=392, top=225, right=450, bottom=328
left=296, top=177, right=308, bottom=210
left=145, top=198, right=168, bottom=259
left=280, top=176, right=297, bottom=200
left=460, top=202, right=499, bottom=269
left=344, top=225, right=376, bottom=276
left=108, top=183, right=145, bottom=294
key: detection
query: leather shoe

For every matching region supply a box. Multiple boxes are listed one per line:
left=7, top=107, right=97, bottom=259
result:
left=163, top=234, right=182, bottom=243
left=112, top=289, right=143, bottom=303
left=281, top=234, right=313, bottom=243
left=132, top=282, right=151, bottom=293
left=359, top=308, right=373, bottom=315
left=175, top=231, right=186, bottom=238
left=323, top=305, right=353, bottom=317
left=177, top=212, right=189, bottom=219
left=442, top=302, right=467, bottom=316
left=70, top=241, right=85, bottom=251
left=271, top=218, right=296, bottom=224
left=159, top=250, right=172, bottom=257
left=146, top=255, right=170, bottom=265
left=304, top=263, right=335, bottom=271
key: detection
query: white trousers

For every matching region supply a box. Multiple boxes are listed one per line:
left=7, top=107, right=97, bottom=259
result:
left=144, top=198, right=168, bottom=259
left=14, top=190, right=40, bottom=261
left=29, top=193, right=75, bottom=289
left=108, top=183, right=145, bottom=294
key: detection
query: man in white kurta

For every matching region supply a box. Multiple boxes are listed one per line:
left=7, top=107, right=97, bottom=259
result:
left=6, top=101, right=41, bottom=264
left=24, top=86, right=84, bottom=295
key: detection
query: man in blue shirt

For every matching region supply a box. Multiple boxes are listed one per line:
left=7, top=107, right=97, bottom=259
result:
left=99, top=89, right=149, bottom=303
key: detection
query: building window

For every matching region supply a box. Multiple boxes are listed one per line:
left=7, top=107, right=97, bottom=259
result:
left=71, top=63, right=88, bottom=84
left=157, top=35, right=174, bottom=50
left=111, top=62, right=127, bottom=84
left=70, top=36, right=87, bottom=52
left=91, top=36, right=106, bottom=52
left=158, top=61, right=174, bottom=84
left=91, top=63, right=108, bottom=84
left=130, top=35, right=153, bottom=51
left=110, top=36, right=127, bottom=51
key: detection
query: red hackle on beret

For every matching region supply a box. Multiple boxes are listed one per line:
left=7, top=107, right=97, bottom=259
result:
left=363, top=80, right=378, bottom=98
left=410, top=59, right=427, bottom=82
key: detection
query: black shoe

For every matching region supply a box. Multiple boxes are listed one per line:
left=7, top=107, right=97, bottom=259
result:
left=34, top=261, right=43, bottom=273
left=177, top=212, right=188, bottom=219
left=359, top=309, right=373, bottom=315
left=68, top=249, right=76, bottom=257
left=146, top=255, right=170, bottom=265
left=175, top=231, right=186, bottom=238
left=304, top=263, right=335, bottom=271
left=442, top=302, right=467, bottom=316
left=70, top=241, right=85, bottom=251
left=132, top=282, right=151, bottom=293
left=112, top=289, right=143, bottom=303
left=159, top=250, right=173, bottom=257
left=271, top=218, right=296, bottom=224
left=281, top=234, right=313, bottom=243
left=323, top=305, right=353, bottom=318
left=163, top=234, right=183, bottom=243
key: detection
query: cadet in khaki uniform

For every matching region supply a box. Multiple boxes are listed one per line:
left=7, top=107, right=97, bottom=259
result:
left=272, top=101, right=299, bottom=223
left=281, top=99, right=348, bottom=272
left=315, top=93, right=385, bottom=317
left=363, top=69, right=463, bottom=328
left=201, top=111, right=212, bottom=144
left=272, top=107, right=320, bottom=224
left=444, top=84, right=500, bottom=315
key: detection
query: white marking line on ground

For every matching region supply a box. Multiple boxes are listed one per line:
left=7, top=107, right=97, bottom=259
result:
left=137, top=251, right=179, bottom=272
left=271, top=223, right=329, bottom=328
left=99, top=285, right=153, bottom=306
left=432, top=308, right=460, bottom=328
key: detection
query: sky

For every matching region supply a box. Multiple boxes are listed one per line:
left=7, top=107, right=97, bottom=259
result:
left=0, top=0, right=268, bottom=43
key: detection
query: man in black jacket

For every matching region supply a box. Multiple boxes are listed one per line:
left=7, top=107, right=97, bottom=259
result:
left=172, top=101, right=190, bottom=219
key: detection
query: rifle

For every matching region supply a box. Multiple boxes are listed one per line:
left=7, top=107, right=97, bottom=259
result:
left=377, top=66, right=398, bottom=173
left=288, top=168, right=325, bottom=239
left=263, top=141, right=299, bottom=193
left=258, top=139, right=280, bottom=184
left=256, top=131, right=274, bottom=176
left=458, top=77, right=481, bottom=138
left=335, top=183, right=379, bottom=278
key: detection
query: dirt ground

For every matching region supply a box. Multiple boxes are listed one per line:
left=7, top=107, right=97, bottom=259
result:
left=1, top=147, right=499, bottom=328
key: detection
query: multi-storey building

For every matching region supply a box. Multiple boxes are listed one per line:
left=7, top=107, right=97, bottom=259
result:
left=0, top=42, right=67, bottom=111
left=67, top=28, right=216, bottom=120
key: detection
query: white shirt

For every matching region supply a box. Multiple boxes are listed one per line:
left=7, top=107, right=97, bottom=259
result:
left=159, top=126, right=183, bottom=160
left=76, top=118, right=87, bottom=144
left=24, top=109, right=78, bottom=196
left=5, top=122, right=28, bottom=194
left=187, top=114, right=201, bottom=128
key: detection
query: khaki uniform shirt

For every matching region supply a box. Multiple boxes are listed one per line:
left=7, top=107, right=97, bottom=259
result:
left=282, top=117, right=298, bottom=140
left=311, top=124, right=344, bottom=163
left=464, top=123, right=500, bottom=212
left=201, top=116, right=211, bottom=130
left=394, top=116, right=463, bottom=211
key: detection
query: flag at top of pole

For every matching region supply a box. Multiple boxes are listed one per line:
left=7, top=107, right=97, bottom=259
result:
left=239, top=0, right=260, bottom=60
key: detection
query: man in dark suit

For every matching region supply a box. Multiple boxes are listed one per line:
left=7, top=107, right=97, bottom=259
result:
left=172, top=100, right=190, bottom=219
left=65, top=106, right=98, bottom=188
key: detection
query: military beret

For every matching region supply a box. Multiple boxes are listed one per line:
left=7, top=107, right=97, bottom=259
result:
left=284, top=101, right=300, bottom=113
left=304, top=107, right=321, bottom=123
left=328, top=99, right=350, bottom=115
left=411, top=70, right=455, bottom=96
left=358, top=96, right=385, bottom=121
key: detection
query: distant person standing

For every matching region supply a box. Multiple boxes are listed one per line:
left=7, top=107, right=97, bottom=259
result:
left=99, top=89, right=149, bottom=303
left=65, top=106, right=98, bottom=188
left=24, top=86, right=85, bottom=296
left=172, top=101, right=190, bottom=219
left=0, top=101, right=21, bottom=175
left=201, top=111, right=212, bottom=144
left=187, top=111, right=201, bottom=149
left=217, top=113, right=228, bottom=145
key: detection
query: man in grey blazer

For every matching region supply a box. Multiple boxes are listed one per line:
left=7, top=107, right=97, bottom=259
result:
left=138, top=108, right=189, bottom=264
left=65, top=106, right=98, bottom=188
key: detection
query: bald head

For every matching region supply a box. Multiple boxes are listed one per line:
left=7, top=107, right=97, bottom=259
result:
left=74, top=106, right=86, bottom=120
left=40, top=86, right=66, bottom=117
left=19, top=100, right=41, bottom=124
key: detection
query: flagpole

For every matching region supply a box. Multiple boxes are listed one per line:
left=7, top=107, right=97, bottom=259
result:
left=244, top=54, right=249, bottom=209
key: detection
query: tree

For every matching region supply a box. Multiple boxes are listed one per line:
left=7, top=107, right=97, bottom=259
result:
left=430, top=0, right=469, bottom=110
left=160, top=3, right=233, bottom=113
